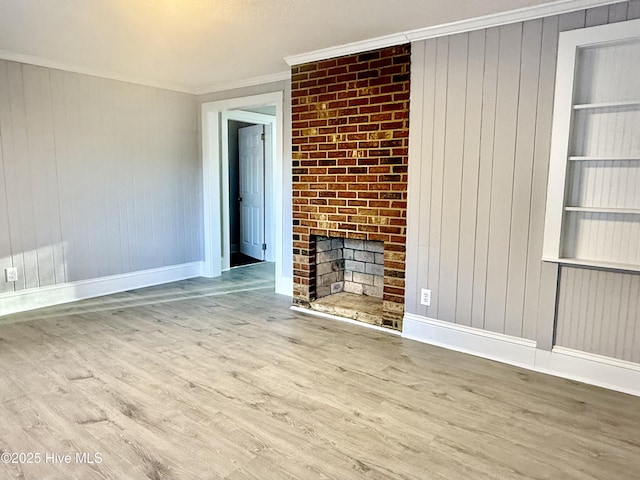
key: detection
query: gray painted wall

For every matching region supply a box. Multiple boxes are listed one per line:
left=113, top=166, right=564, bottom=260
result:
left=406, top=1, right=640, bottom=353
left=0, top=60, right=201, bottom=294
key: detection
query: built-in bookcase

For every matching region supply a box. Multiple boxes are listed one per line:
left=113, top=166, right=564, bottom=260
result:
left=544, top=19, right=640, bottom=272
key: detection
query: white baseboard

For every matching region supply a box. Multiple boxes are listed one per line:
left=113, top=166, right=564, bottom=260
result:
left=535, top=346, right=640, bottom=397
left=402, top=313, right=538, bottom=368
left=403, top=313, right=640, bottom=397
left=0, top=262, right=204, bottom=317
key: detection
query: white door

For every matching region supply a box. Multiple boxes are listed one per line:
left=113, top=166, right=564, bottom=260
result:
left=238, top=124, right=265, bottom=260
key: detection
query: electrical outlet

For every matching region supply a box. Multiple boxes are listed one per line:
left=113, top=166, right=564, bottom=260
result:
left=420, top=288, right=431, bottom=307
left=5, top=267, right=18, bottom=282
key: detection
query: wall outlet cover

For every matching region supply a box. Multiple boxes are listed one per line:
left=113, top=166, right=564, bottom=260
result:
left=420, top=288, right=431, bottom=307
left=5, top=267, right=18, bottom=282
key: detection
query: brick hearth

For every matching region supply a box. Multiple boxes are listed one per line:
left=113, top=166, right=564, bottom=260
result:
left=291, top=45, right=410, bottom=329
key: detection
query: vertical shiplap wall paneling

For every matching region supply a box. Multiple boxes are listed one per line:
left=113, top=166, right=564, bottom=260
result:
left=0, top=61, right=27, bottom=292
left=524, top=15, right=559, bottom=344
left=23, top=66, right=50, bottom=285
left=410, top=40, right=437, bottom=315
left=505, top=19, right=543, bottom=339
left=80, top=73, right=102, bottom=278
left=166, top=94, right=179, bottom=265
left=171, top=95, right=183, bottom=264
left=50, top=71, right=68, bottom=283
left=8, top=62, right=39, bottom=290
left=470, top=27, right=499, bottom=331
left=405, top=41, right=426, bottom=315
left=40, top=68, right=66, bottom=286
left=99, top=77, right=121, bottom=277
left=557, top=268, right=640, bottom=363
left=68, top=71, right=92, bottom=281
left=438, top=33, right=468, bottom=323
left=484, top=22, right=523, bottom=335
left=0, top=62, right=12, bottom=294
left=586, top=5, right=610, bottom=25
left=178, top=95, right=192, bottom=264
left=50, top=70, right=73, bottom=282
left=128, top=85, right=144, bottom=272
left=0, top=139, right=10, bottom=294
left=143, top=83, right=158, bottom=264
left=426, top=37, right=449, bottom=318
left=532, top=9, right=587, bottom=348
left=157, top=88, right=172, bottom=265
left=0, top=60, right=200, bottom=294
left=553, top=5, right=633, bottom=355
left=112, top=80, right=130, bottom=274
left=407, top=2, right=639, bottom=346
left=553, top=4, right=640, bottom=361
left=128, top=80, right=142, bottom=268
left=609, top=1, right=629, bottom=21
left=165, top=93, right=179, bottom=265
left=146, top=86, right=161, bottom=266
left=456, top=29, right=485, bottom=327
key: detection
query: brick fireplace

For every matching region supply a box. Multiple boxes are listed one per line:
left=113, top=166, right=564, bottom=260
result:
left=291, top=45, right=410, bottom=330
left=315, top=237, right=385, bottom=299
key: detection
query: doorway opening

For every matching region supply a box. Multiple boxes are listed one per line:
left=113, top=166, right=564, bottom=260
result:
left=223, top=110, right=275, bottom=269
left=226, top=109, right=275, bottom=268
left=201, top=91, right=292, bottom=295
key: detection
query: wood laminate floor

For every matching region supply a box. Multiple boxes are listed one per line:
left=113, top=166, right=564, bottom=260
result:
left=0, top=262, right=638, bottom=480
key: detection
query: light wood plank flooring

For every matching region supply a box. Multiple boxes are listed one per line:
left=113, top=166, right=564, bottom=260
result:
left=0, top=263, right=639, bottom=479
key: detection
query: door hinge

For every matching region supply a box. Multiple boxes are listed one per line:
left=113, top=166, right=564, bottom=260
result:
left=262, top=243, right=267, bottom=251
left=261, top=133, right=265, bottom=141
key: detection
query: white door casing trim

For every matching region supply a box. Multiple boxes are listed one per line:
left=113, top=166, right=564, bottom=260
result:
left=201, top=91, right=291, bottom=295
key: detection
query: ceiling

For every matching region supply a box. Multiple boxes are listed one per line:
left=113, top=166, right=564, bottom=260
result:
left=0, top=0, right=587, bottom=93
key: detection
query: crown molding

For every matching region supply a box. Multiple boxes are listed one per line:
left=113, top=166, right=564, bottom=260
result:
left=0, top=49, right=194, bottom=93
left=284, top=32, right=409, bottom=67
left=285, top=0, right=622, bottom=66
left=194, top=71, right=291, bottom=96
left=0, top=0, right=622, bottom=92
left=0, top=50, right=291, bottom=96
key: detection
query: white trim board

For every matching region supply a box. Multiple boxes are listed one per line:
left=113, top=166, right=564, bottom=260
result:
left=285, top=0, right=623, bottom=65
left=201, top=91, right=293, bottom=296
left=0, top=50, right=290, bottom=95
left=536, top=347, right=640, bottom=397
left=0, top=262, right=204, bottom=317
left=0, top=49, right=194, bottom=94
left=403, top=313, right=640, bottom=397
left=0, top=1, right=619, bottom=94
left=402, top=314, right=539, bottom=368
left=194, top=71, right=291, bottom=96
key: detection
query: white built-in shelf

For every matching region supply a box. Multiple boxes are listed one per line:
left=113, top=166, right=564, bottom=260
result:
left=543, top=257, right=640, bottom=273
left=573, top=99, right=640, bottom=110
left=565, top=206, right=640, bottom=215
left=568, top=156, right=640, bottom=162
left=543, top=21, right=640, bottom=275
